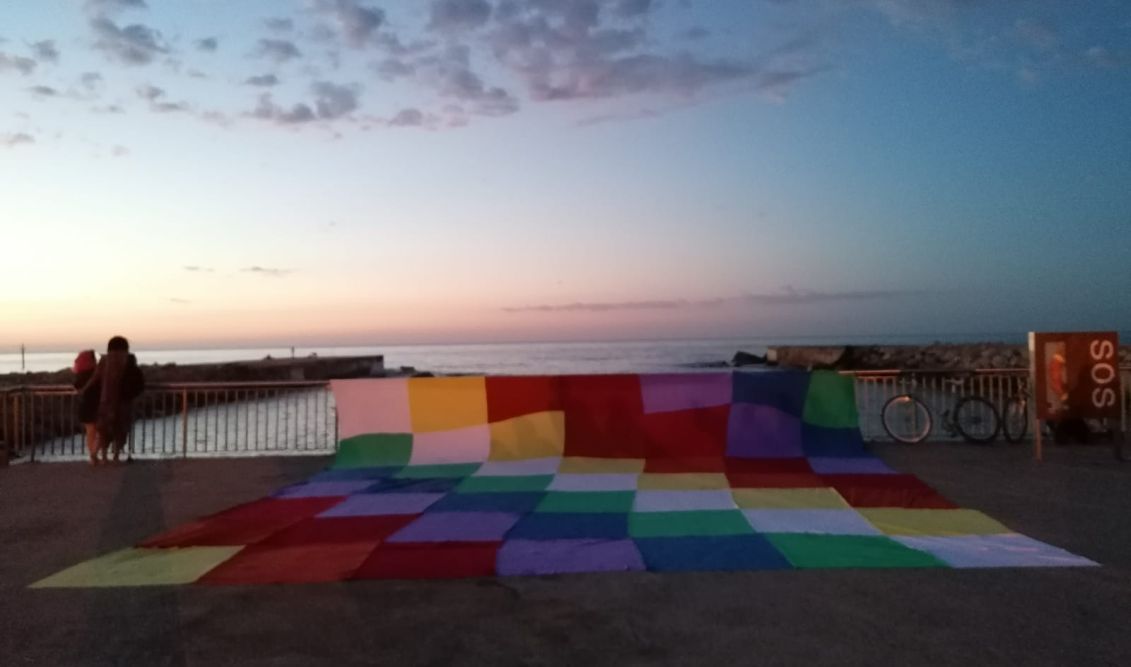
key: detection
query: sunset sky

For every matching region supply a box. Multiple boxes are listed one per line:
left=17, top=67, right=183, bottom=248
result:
left=2, top=0, right=1130, bottom=350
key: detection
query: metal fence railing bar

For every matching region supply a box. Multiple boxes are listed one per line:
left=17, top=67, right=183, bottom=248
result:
left=2, top=370, right=1128, bottom=462
left=1, top=382, right=337, bottom=463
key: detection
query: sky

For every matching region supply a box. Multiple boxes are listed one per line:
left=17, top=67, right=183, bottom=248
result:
left=1, top=0, right=1130, bottom=350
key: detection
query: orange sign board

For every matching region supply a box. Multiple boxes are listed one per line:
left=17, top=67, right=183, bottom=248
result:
left=1029, top=331, right=1122, bottom=421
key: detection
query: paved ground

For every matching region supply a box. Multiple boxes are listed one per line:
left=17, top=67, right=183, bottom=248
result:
left=1, top=443, right=1129, bottom=666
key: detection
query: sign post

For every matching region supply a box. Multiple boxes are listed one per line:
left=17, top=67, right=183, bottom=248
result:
left=1029, top=331, right=1122, bottom=462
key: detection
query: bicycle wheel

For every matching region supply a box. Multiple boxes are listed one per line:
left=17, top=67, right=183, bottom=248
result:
left=882, top=395, right=932, bottom=444
left=953, top=396, right=1000, bottom=444
left=1001, top=398, right=1029, bottom=443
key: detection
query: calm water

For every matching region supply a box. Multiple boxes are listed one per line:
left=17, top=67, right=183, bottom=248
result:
left=1, top=333, right=1033, bottom=376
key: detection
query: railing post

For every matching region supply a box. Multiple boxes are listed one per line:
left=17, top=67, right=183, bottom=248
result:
left=181, top=388, right=189, bottom=459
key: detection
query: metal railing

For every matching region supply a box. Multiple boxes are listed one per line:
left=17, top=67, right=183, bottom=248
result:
left=1, top=382, right=337, bottom=462
left=846, top=368, right=1131, bottom=442
left=2, top=370, right=1129, bottom=462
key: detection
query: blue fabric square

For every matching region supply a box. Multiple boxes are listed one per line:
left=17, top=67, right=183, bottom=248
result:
left=429, top=492, right=545, bottom=513
left=308, top=467, right=402, bottom=482
left=732, top=371, right=810, bottom=417
left=507, top=512, right=629, bottom=540
left=801, top=423, right=867, bottom=458
left=363, top=477, right=464, bottom=494
left=634, top=535, right=793, bottom=571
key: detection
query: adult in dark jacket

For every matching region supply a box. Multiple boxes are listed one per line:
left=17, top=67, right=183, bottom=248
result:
left=83, top=336, right=145, bottom=463
left=73, top=350, right=101, bottom=465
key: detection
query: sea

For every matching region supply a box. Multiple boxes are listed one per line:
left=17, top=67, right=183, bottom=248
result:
left=0, top=333, right=1035, bottom=376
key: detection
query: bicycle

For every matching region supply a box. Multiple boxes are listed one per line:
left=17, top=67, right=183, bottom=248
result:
left=1000, top=375, right=1029, bottom=443
left=881, top=375, right=1001, bottom=445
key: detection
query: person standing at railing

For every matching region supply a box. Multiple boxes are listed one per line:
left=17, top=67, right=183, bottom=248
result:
left=72, top=350, right=101, bottom=465
left=82, top=336, right=145, bottom=464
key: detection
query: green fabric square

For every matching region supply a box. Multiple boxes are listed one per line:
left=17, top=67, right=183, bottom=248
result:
left=395, top=463, right=481, bottom=479
left=802, top=371, right=859, bottom=429
left=629, top=511, right=754, bottom=538
left=765, top=534, right=946, bottom=569
left=456, top=475, right=553, bottom=493
left=334, top=434, right=412, bottom=468
left=536, top=491, right=636, bottom=513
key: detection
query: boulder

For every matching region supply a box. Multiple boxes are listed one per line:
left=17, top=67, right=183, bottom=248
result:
left=731, top=351, right=767, bottom=367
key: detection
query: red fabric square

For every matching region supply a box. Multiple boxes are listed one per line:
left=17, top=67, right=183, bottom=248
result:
left=822, top=474, right=958, bottom=509
left=199, top=542, right=378, bottom=585
left=644, top=457, right=727, bottom=473
left=726, top=458, right=814, bottom=474
left=256, top=516, right=418, bottom=547
left=353, top=541, right=501, bottom=580
left=486, top=376, right=563, bottom=422
left=141, top=497, right=346, bottom=548
left=560, top=375, right=648, bottom=458
left=638, top=405, right=729, bottom=459
left=727, top=472, right=826, bottom=488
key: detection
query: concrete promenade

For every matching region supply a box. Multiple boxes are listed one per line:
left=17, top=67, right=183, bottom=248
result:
left=1, top=444, right=1128, bottom=666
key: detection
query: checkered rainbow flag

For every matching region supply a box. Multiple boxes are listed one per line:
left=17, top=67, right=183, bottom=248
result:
left=34, top=371, right=1095, bottom=587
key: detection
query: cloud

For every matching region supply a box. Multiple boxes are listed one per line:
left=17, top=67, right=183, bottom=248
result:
left=245, top=73, right=280, bottom=87
left=1085, top=46, right=1122, bottom=69
left=1, top=132, right=35, bottom=148
left=241, top=266, right=295, bottom=277
left=255, top=38, right=302, bottom=63
left=195, top=37, right=219, bottom=52
left=316, top=0, right=386, bottom=48
left=85, top=0, right=148, bottom=13
left=312, top=81, right=360, bottom=118
left=680, top=27, right=710, bottom=41
left=416, top=45, right=520, bottom=115
left=80, top=71, right=104, bottom=89
left=388, top=107, right=425, bottom=126
left=613, top=0, right=653, bottom=19
left=1014, top=18, right=1058, bottom=51
left=252, top=94, right=317, bottom=124
left=251, top=80, right=360, bottom=124
left=428, top=0, right=493, bottom=33
left=90, top=17, right=167, bottom=65
left=0, top=51, right=37, bottom=75
left=27, top=85, right=60, bottom=97
left=482, top=1, right=820, bottom=107
left=265, top=18, right=294, bottom=33
left=136, top=83, right=164, bottom=100
left=374, top=58, right=414, bottom=80
left=502, top=288, right=923, bottom=313
left=31, top=40, right=59, bottom=64
left=182, top=265, right=214, bottom=273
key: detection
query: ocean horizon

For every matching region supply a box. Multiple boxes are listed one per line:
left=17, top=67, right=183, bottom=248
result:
left=0, top=332, right=1057, bottom=376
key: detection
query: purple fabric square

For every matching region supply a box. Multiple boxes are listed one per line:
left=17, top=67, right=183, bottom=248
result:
left=497, top=539, right=645, bottom=575
left=727, top=404, right=803, bottom=458
left=275, top=480, right=377, bottom=498
left=318, top=493, right=443, bottom=517
left=640, top=373, right=732, bottom=414
left=807, top=457, right=896, bottom=475
left=388, top=512, right=520, bottom=542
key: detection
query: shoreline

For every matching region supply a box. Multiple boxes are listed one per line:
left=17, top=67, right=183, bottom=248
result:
left=3, top=343, right=1129, bottom=386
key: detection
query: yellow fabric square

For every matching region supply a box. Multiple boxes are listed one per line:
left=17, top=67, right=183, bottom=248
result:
left=558, top=457, right=645, bottom=473
left=408, top=377, right=488, bottom=433
left=637, top=473, right=729, bottom=490
left=731, top=487, right=849, bottom=509
left=860, top=509, right=1011, bottom=536
left=489, top=411, right=565, bottom=460
left=31, top=547, right=241, bottom=588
